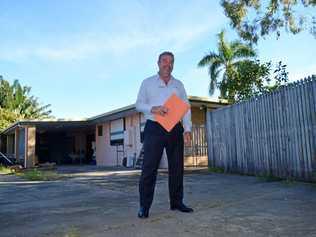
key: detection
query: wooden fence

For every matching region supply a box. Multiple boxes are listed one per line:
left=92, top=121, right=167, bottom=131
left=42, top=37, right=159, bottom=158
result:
left=206, top=76, right=316, bottom=181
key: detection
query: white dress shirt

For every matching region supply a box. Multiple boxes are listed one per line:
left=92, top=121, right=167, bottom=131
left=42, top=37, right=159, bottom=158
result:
left=135, top=74, right=192, bottom=132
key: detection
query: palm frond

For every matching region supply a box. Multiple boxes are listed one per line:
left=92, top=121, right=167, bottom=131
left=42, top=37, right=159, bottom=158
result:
left=217, top=30, right=233, bottom=61
left=209, top=67, right=221, bottom=95
left=198, top=52, right=220, bottom=67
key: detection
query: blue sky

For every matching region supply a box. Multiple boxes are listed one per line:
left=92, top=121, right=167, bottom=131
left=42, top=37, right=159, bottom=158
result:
left=0, top=0, right=315, bottom=119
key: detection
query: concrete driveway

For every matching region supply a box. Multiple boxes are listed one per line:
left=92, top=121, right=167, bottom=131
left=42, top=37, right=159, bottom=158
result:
left=1, top=166, right=316, bottom=237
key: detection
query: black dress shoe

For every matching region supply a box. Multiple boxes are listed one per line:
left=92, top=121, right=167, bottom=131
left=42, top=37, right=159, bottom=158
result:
left=170, top=203, right=194, bottom=213
left=138, top=207, right=149, bottom=218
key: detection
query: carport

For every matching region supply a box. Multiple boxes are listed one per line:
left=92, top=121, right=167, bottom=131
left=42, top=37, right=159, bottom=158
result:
left=0, top=120, right=95, bottom=168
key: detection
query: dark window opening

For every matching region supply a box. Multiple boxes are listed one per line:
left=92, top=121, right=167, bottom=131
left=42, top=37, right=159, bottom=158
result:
left=97, top=125, right=103, bottom=136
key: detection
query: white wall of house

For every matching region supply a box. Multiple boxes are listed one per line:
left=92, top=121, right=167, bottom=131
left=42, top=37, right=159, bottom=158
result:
left=95, top=101, right=226, bottom=168
left=95, top=112, right=168, bottom=168
left=124, top=114, right=140, bottom=157
left=96, top=122, right=118, bottom=166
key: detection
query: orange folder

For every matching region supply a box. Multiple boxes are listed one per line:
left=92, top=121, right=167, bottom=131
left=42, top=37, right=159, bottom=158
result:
left=154, top=93, right=190, bottom=132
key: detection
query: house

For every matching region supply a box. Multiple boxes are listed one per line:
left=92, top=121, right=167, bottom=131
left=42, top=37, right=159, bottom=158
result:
left=0, top=96, right=228, bottom=168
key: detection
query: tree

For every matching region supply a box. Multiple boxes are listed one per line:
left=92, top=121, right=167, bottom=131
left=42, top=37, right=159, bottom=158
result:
left=198, top=32, right=289, bottom=103
left=230, top=60, right=288, bottom=102
left=221, top=0, right=316, bottom=43
left=0, top=108, right=21, bottom=131
left=198, top=30, right=256, bottom=100
left=0, top=76, right=52, bottom=131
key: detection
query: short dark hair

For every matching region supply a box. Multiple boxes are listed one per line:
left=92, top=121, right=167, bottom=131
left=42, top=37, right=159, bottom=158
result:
left=158, top=51, right=174, bottom=62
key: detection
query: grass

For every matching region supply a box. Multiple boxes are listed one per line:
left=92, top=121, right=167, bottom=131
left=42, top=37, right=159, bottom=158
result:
left=208, top=166, right=225, bottom=173
left=65, top=227, right=80, bottom=237
left=16, top=169, right=62, bottom=181
left=0, top=165, right=14, bottom=175
left=256, top=174, right=283, bottom=182
left=207, top=166, right=316, bottom=186
left=1, top=165, right=62, bottom=181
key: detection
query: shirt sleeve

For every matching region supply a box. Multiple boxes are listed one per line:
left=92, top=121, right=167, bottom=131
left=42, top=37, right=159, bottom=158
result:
left=179, top=82, right=192, bottom=132
left=135, top=80, right=152, bottom=114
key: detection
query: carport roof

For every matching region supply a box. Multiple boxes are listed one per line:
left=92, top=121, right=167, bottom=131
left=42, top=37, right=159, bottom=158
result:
left=0, top=120, right=93, bottom=135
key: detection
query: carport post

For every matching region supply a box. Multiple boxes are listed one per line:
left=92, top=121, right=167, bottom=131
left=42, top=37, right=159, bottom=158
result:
left=24, top=126, right=36, bottom=168
left=6, top=134, right=11, bottom=155
left=14, top=127, right=20, bottom=164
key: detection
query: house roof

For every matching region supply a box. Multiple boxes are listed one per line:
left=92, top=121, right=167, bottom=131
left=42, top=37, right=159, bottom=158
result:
left=87, top=96, right=228, bottom=123
left=88, top=104, right=136, bottom=123
left=0, top=96, right=228, bottom=135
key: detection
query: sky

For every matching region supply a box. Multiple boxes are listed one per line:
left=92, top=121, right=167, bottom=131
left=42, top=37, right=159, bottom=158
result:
left=0, top=0, right=315, bottom=119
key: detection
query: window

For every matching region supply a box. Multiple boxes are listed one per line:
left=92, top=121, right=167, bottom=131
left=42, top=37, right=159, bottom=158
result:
left=110, top=118, right=125, bottom=146
left=97, top=125, right=103, bottom=136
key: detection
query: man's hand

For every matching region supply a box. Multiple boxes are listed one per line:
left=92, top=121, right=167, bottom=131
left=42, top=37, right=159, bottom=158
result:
left=151, top=106, right=169, bottom=116
left=183, top=132, right=191, bottom=146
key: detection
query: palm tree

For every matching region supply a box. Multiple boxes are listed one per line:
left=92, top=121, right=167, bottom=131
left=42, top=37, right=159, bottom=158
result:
left=198, top=30, right=256, bottom=100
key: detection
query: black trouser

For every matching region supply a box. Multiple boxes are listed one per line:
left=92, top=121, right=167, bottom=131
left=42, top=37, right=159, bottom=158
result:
left=139, top=120, right=184, bottom=209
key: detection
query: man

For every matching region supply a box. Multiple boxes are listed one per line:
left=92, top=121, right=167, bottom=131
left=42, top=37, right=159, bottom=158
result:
left=136, top=51, right=193, bottom=219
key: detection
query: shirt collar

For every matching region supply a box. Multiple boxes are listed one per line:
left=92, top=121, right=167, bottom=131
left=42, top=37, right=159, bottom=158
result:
left=156, top=73, right=174, bottom=87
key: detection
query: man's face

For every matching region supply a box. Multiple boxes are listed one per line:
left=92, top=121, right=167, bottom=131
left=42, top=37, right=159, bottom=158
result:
left=158, top=54, right=174, bottom=78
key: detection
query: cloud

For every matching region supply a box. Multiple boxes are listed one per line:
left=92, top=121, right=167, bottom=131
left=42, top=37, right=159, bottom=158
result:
left=1, top=23, right=216, bottom=62
left=0, top=2, right=223, bottom=62
left=0, top=36, right=149, bottom=62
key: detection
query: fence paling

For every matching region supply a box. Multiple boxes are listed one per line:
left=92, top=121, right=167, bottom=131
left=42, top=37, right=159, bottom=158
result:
left=206, top=77, right=316, bottom=181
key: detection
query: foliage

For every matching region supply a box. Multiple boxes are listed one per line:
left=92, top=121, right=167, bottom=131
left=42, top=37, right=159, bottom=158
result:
left=0, top=75, right=52, bottom=131
left=0, top=108, right=21, bottom=131
left=198, top=31, right=288, bottom=103
left=198, top=30, right=256, bottom=97
left=221, top=0, right=316, bottom=43
left=229, top=60, right=288, bottom=102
